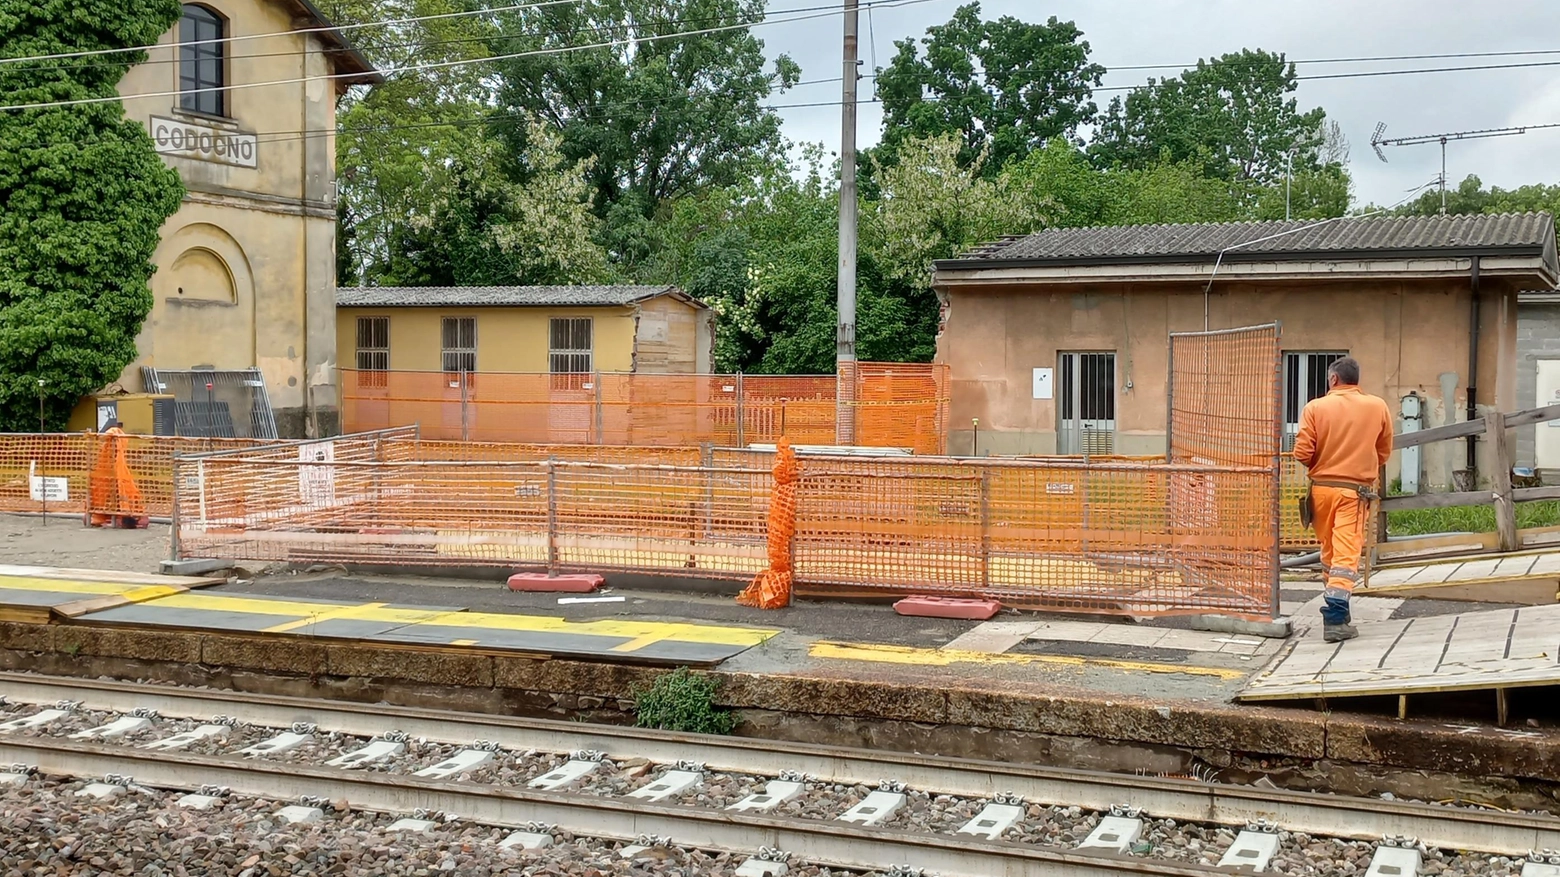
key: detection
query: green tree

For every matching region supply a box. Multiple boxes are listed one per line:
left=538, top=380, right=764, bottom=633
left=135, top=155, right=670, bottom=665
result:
left=874, top=2, right=1103, bottom=174
left=487, top=0, right=798, bottom=267
left=1090, top=49, right=1327, bottom=185
left=0, top=0, right=185, bottom=429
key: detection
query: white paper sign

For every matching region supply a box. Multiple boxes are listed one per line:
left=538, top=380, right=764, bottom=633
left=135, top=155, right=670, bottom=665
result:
left=1032, top=367, right=1054, bottom=400
left=29, top=476, right=68, bottom=502
left=298, top=440, right=336, bottom=507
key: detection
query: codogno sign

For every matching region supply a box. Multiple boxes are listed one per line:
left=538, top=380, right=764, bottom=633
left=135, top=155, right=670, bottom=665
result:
left=150, top=116, right=258, bottom=168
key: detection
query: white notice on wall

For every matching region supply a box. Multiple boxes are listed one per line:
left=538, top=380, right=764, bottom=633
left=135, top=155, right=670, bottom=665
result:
left=1032, top=367, right=1054, bottom=400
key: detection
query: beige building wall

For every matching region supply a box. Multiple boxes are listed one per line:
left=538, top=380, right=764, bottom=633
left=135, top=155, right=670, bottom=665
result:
left=115, top=0, right=362, bottom=437
left=336, top=298, right=712, bottom=375
left=937, top=277, right=1522, bottom=489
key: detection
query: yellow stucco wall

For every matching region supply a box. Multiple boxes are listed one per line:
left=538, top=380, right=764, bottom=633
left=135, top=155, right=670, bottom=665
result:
left=115, top=0, right=344, bottom=436
left=337, top=307, right=641, bottom=373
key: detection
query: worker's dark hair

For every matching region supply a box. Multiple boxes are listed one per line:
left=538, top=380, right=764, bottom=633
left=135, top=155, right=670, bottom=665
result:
left=1328, top=357, right=1361, bottom=385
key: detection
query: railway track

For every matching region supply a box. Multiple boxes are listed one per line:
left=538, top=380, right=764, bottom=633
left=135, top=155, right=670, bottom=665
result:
left=0, top=671, right=1556, bottom=877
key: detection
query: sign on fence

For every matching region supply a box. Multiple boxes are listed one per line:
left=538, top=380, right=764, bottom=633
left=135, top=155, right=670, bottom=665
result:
left=298, top=440, right=336, bottom=507
left=28, top=475, right=68, bottom=502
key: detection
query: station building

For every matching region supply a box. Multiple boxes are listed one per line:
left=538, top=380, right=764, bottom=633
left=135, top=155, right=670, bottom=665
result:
left=933, top=213, right=1560, bottom=490
left=112, top=0, right=379, bottom=437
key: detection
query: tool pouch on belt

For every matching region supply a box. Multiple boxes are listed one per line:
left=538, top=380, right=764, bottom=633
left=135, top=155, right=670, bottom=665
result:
left=1298, top=486, right=1314, bottom=529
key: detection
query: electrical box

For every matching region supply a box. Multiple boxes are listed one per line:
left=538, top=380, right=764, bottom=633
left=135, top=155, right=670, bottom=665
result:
left=66, top=393, right=176, bottom=435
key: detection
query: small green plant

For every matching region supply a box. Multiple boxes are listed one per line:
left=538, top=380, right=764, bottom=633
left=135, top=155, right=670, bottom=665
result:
left=632, top=667, right=735, bottom=735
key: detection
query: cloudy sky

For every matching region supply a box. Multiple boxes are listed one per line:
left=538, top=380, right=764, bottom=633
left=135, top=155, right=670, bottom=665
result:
left=758, top=0, right=1560, bottom=208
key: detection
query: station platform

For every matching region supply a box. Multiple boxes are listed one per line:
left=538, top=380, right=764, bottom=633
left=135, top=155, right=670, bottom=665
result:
left=2, top=536, right=1560, bottom=797
left=0, top=567, right=777, bottom=666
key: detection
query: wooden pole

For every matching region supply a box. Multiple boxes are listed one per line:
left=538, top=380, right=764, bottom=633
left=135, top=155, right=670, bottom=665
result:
left=1488, top=410, right=1517, bottom=552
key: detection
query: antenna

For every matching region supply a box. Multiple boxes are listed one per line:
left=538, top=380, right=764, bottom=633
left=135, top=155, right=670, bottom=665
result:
left=1368, top=120, right=1560, bottom=212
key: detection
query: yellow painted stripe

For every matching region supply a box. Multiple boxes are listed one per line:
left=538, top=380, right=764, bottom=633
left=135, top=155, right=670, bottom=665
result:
left=262, top=602, right=390, bottom=633
left=809, top=641, right=1247, bottom=680
left=427, top=610, right=778, bottom=647
left=94, top=592, right=777, bottom=648
left=0, top=577, right=184, bottom=603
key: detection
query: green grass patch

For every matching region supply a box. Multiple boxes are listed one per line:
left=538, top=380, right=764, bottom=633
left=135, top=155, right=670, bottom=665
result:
left=1388, top=501, right=1560, bottom=537
left=632, top=667, right=735, bottom=735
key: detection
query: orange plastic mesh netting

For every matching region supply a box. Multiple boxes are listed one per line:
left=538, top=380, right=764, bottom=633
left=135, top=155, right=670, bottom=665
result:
left=736, top=438, right=798, bottom=610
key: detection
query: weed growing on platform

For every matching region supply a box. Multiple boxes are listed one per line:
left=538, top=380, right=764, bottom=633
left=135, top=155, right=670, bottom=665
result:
left=632, top=668, right=735, bottom=735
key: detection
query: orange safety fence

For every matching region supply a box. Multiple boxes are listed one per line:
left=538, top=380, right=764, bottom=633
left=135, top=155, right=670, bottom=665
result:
left=0, top=432, right=271, bottom=519
left=340, top=363, right=951, bottom=455
left=736, top=439, right=798, bottom=609
left=173, top=441, right=1282, bottom=620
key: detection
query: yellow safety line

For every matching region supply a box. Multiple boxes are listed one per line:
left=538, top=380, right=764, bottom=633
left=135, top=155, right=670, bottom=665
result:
left=91, top=592, right=777, bottom=648
left=808, top=641, right=1248, bottom=680
left=262, top=602, right=390, bottom=634
left=0, top=577, right=160, bottom=596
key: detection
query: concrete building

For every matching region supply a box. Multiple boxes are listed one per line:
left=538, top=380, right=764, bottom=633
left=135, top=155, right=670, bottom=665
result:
left=933, top=213, right=1559, bottom=490
left=115, top=0, right=379, bottom=437
left=335, top=285, right=715, bottom=375
left=1517, top=291, right=1560, bottom=475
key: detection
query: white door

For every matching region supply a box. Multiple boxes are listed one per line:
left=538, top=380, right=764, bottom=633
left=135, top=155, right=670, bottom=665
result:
left=1535, top=360, right=1560, bottom=469
left=1058, top=352, right=1115, bottom=455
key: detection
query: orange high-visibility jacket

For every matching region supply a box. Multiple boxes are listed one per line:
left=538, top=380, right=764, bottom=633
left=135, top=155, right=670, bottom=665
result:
left=1293, top=385, right=1394, bottom=486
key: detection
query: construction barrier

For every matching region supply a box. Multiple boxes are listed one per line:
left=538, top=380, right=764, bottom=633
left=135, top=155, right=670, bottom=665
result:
left=0, top=432, right=269, bottom=520
left=172, top=436, right=1282, bottom=619
left=340, top=363, right=950, bottom=455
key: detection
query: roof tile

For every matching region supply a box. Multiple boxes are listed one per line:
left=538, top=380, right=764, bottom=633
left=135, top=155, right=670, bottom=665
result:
left=336, top=285, right=697, bottom=308
left=945, top=213, right=1555, bottom=265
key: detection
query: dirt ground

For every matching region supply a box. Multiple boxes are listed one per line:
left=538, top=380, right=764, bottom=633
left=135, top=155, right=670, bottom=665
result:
left=0, top=513, right=170, bottom=573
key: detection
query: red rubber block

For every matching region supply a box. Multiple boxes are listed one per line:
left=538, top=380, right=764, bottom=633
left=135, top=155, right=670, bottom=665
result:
left=507, top=573, right=604, bottom=593
left=893, top=596, right=1002, bottom=620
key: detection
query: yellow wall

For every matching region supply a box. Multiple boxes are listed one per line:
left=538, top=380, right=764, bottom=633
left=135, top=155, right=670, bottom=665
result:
left=337, top=306, right=641, bottom=373
left=115, top=0, right=346, bottom=436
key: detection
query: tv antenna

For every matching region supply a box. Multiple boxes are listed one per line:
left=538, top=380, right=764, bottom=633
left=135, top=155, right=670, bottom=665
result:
left=1370, top=121, right=1560, bottom=213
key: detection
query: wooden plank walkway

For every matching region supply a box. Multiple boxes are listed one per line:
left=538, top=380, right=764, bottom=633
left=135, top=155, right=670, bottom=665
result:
left=1238, top=603, right=1560, bottom=702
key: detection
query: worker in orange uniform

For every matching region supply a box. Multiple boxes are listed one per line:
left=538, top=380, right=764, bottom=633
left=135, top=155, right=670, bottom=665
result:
left=1292, top=357, right=1394, bottom=642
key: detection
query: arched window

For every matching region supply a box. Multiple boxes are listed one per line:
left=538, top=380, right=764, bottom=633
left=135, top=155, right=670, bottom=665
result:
left=179, top=4, right=226, bottom=117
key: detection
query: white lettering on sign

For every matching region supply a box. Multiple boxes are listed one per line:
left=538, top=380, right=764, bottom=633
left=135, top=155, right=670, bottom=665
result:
left=150, top=115, right=257, bottom=169
left=29, top=476, right=69, bottom=503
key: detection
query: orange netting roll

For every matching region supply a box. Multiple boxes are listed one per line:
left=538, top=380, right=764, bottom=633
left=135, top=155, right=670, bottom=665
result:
left=736, top=438, right=799, bottom=609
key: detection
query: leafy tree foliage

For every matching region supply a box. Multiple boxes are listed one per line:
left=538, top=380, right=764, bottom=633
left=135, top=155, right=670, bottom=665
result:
left=1090, top=49, right=1327, bottom=184
left=874, top=2, right=1103, bottom=174
left=0, top=0, right=185, bottom=429
left=487, top=0, right=798, bottom=266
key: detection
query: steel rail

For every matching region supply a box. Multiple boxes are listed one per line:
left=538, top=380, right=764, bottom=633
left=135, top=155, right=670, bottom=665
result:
left=2, top=672, right=1556, bottom=856
left=0, top=736, right=1214, bottom=877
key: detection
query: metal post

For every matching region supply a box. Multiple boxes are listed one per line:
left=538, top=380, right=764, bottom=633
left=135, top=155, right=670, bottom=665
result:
left=545, top=457, right=558, bottom=576
left=593, top=371, right=603, bottom=444
left=735, top=372, right=745, bottom=448
left=834, top=0, right=859, bottom=446
left=459, top=371, right=470, bottom=443
left=979, top=468, right=991, bottom=589
left=701, top=443, right=714, bottom=540
left=169, top=461, right=182, bottom=561
left=37, top=379, right=46, bottom=525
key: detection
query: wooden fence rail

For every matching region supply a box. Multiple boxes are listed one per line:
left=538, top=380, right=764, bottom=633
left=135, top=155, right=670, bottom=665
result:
left=1379, top=402, right=1560, bottom=553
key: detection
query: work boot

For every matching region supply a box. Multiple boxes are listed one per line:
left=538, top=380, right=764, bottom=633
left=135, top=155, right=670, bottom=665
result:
left=1323, top=622, right=1358, bottom=643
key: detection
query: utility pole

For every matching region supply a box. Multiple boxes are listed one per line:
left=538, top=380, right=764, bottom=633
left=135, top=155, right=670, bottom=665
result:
left=835, top=0, right=859, bottom=446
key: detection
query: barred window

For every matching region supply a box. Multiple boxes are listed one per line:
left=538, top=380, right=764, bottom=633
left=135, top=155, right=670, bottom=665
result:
left=355, top=317, right=389, bottom=370
left=549, top=318, right=593, bottom=374
left=442, top=317, right=476, bottom=374
left=179, top=5, right=226, bottom=117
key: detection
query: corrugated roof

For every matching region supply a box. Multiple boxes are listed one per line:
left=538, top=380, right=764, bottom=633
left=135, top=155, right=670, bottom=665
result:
left=941, top=213, right=1556, bottom=267
left=336, top=285, right=701, bottom=308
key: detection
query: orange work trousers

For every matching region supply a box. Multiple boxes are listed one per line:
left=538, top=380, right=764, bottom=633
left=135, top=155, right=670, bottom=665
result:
left=1312, top=485, right=1370, bottom=595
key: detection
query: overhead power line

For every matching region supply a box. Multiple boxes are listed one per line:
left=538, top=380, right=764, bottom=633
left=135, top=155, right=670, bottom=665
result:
left=1104, top=47, right=1560, bottom=72
left=0, top=0, right=584, bottom=67
left=0, top=0, right=943, bottom=113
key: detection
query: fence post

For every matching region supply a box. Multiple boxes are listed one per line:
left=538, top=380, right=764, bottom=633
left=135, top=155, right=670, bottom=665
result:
left=979, top=467, right=991, bottom=589
left=459, top=371, right=470, bottom=442
left=735, top=372, right=745, bottom=448
left=1488, top=411, right=1517, bottom=552
left=701, top=443, right=714, bottom=539
left=546, top=457, right=559, bottom=576
left=169, top=459, right=181, bottom=562
left=593, top=371, right=603, bottom=443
